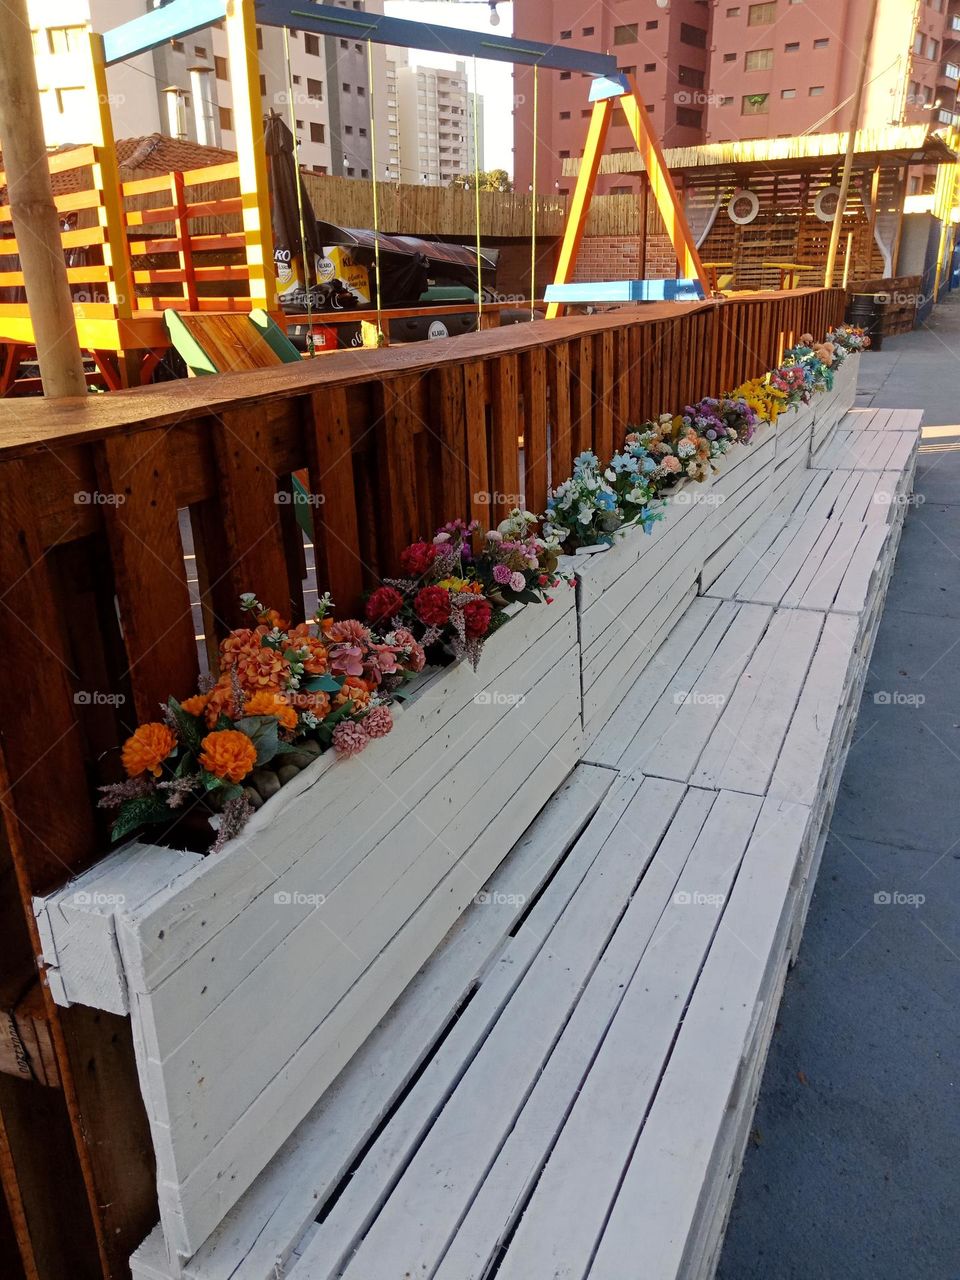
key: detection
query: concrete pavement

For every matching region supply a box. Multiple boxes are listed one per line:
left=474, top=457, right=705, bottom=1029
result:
left=717, top=293, right=960, bottom=1280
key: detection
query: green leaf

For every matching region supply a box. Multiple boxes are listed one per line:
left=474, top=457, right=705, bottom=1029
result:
left=168, top=697, right=202, bottom=752
left=300, top=673, right=342, bottom=692
left=202, top=771, right=222, bottom=792
left=111, top=795, right=170, bottom=842
left=219, top=783, right=244, bottom=803
left=233, top=716, right=280, bottom=766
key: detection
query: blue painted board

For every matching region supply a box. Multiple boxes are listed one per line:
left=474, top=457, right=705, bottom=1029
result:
left=544, top=279, right=707, bottom=303
left=103, top=0, right=227, bottom=65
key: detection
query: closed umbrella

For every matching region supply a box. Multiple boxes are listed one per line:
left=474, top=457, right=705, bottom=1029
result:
left=263, top=111, right=322, bottom=306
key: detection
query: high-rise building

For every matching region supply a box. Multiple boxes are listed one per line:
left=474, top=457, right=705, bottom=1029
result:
left=386, top=50, right=485, bottom=185
left=514, top=0, right=960, bottom=196
left=26, top=0, right=388, bottom=180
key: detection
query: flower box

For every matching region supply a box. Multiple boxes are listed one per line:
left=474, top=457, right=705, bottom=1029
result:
left=811, top=352, right=861, bottom=455
left=700, top=418, right=779, bottom=589
left=35, top=592, right=581, bottom=1264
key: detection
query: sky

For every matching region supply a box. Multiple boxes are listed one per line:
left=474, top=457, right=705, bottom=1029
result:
left=385, top=0, right=516, bottom=173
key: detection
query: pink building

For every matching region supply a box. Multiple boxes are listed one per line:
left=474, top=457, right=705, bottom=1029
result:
left=514, top=0, right=960, bottom=197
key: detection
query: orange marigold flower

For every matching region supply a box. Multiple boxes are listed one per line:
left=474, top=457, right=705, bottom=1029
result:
left=244, top=690, right=298, bottom=731
left=256, top=608, right=287, bottom=631
left=288, top=689, right=331, bottom=718
left=288, top=623, right=329, bottom=675
left=199, top=729, right=257, bottom=783
left=334, top=679, right=372, bottom=712
left=180, top=693, right=210, bottom=717
left=121, top=722, right=177, bottom=778
left=219, top=628, right=259, bottom=670
left=235, top=644, right=291, bottom=694
left=204, top=676, right=238, bottom=727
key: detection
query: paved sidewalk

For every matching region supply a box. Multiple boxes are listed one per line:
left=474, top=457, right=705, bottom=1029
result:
left=718, top=293, right=960, bottom=1280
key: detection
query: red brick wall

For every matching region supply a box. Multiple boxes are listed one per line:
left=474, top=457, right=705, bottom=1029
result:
left=572, top=234, right=679, bottom=284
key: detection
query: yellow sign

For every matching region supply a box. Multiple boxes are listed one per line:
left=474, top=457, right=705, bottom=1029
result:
left=322, top=246, right=370, bottom=303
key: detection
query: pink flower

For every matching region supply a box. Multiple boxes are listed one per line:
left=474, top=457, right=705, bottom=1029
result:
left=492, top=563, right=512, bottom=585
left=328, top=642, right=364, bottom=678
left=333, top=719, right=369, bottom=757
left=330, top=619, right=371, bottom=645
left=510, top=571, right=526, bottom=592
left=661, top=456, right=681, bottom=473
left=363, top=705, right=393, bottom=739
left=392, top=627, right=426, bottom=672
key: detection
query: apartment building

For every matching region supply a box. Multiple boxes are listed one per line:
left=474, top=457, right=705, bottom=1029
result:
left=386, top=50, right=485, bottom=185
left=514, top=0, right=960, bottom=195
left=26, top=0, right=388, bottom=179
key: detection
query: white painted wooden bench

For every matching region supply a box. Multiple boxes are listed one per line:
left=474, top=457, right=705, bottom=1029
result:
left=37, top=350, right=919, bottom=1280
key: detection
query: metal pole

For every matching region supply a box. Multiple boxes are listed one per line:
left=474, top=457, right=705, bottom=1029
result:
left=0, top=0, right=86, bottom=397
left=825, top=0, right=881, bottom=287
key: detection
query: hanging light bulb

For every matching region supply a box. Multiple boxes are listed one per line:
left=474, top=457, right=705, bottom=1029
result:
left=488, top=2, right=500, bottom=27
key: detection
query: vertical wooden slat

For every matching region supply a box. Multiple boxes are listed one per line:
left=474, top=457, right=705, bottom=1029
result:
left=210, top=405, right=294, bottom=621
left=627, top=324, right=642, bottom=425
left=521, top=346, right=548, bottom=515
left=462, top=361, right=490, bottom=531
left=547, top=342, right=573, bottom=485
left=611, top=326, right=629, bottom=442
left=376, top=374, right=424, bottom=563
left=489, top=353, right=520, bottom=523
left=94, top=430, right=199, bottom=721
left=433, top=364, right=469, bottom=521
left=595, top=329, right=615, bottom=462
left=571, top=334, right=593, bottom=458
left=305, top=387, right=364, bottom=615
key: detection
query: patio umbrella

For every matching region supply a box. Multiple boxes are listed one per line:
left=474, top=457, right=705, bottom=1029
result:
left=263, top=111, right=322, bottom=304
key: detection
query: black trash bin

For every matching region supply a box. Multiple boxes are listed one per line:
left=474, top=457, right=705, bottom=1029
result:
left=845, top=292, right=884, bottom=351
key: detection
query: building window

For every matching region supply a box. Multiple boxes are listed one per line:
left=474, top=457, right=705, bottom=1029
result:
left=727, top=7, right=741, bottom=15
left=310, top=122, right=325, bottom=142
left=219, top=105, right=233, bottom=131
left=559, top=71, right=571, bottom=79
left=307, top=78, right=323, bottom=100
left=559, top=149, right=570, bottom=158
left=724, top=52, right=736, bottom=62
left=194, top=44, right=208, bottom=58
left=346, top=166, right=355, bottom=176
left=646, top=20, right=659, bottom=30
left=614, top=24, right=638, bottom=44
left=679, top=65, right=705, bottom=88
left=359, top=126, right=367, bottom=137
left=785, top=41, right=800, bottom=52
left=781, top=87, right=796, bottom=98
left=214, top=55, right=228, bottom=80
left=680, top=23, right=707, bottom=47
left=357, top=85, right=365, bottom=96
left=560, top=28, right=571, bottom=38
left=342, top=82, right=351, bottom=93
left=742, top=92, right=769, bottom=114
left=745, top=48, right=774, bottom=70
left=559, top=110, right=571, bottom=119
left=582, top=26, right=594, bottom=35
left=259, top=74, right=266, bottom=95
left=171, top=39, right=184, bottom=52
left=361, top=168, right=369, bottom=178
left=748, top=2, right=777, bottom=24
left=676, top=106, right=703, bottom=128
left=720, top=95, right=734, bottom=105
left=305, top=33, right=321, bottom=55
left=344, top=124, right=353, bottom=134
left=809, top=84, right=825, bottom=95
left=813, top=37, right=829, bottom=49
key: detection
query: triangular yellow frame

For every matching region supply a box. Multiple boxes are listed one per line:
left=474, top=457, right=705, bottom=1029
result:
left=546, top=74, right=708, bottom=318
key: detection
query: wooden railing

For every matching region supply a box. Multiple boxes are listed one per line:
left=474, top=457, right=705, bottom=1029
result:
left=0, top=286, right=843, bottom=1272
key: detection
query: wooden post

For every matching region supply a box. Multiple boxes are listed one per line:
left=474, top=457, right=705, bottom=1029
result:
left=226, top=0, right=277, bottom=313
left=824, top=0, right=881, bottom=287
left=0, top=0, right=86, bottom=397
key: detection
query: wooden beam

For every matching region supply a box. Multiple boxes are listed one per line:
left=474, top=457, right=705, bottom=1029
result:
left=545, top=98, right=613, bottom=319
left=0, top=0, right=85, bottom=397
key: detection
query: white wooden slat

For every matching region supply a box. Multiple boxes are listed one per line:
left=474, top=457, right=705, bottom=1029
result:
left=585, top=796, right=812, bottom=1280
left=769, top=613, right=860, bottom=808
left=163, top=763, right=616, bottom=1280
left=492, top=790, right=762, bottom=1280
left=330, top=777, right=687, bottom=1280
left=584, top=596, right=723, bottom=769
left=736, top=519, right=836, bottom=607
left=780, top=520, right=860, bottom=611
left=830, top=521, right=890, bottom=615
left=704, top=513, right=789, bottom=601
left=691, top=609, right=822, bottom=795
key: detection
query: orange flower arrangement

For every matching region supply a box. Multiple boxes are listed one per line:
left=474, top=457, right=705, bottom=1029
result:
left=121, top=723, right=177, bottom=778
left=244, top=690, right=298, bottom=731
left=180, top=692, right=210, bottom=717
left=199, top=730, right=257, bottom=783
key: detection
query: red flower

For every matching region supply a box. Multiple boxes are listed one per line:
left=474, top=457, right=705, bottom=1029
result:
left=365, top=585, right=404, bottom=625
left=463, top=597, right=493, bottom=639
left=414, top=585, right=451, bottom=627
left=400, top=540, right=438, bottom=579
